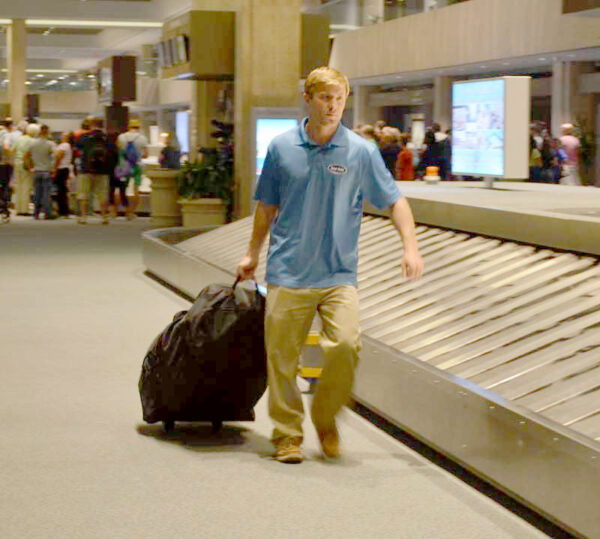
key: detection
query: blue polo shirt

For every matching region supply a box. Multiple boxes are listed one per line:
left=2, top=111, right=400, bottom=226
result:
left=255, top=118, right=402, bottom=288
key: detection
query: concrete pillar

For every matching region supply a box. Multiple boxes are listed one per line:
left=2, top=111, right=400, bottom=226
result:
left=433, top=75, right=452, bottom=132
left=234, top=0, right=302, bottom=218
left=361, top=0, right=384, bottom=25
left=190, top=80, right=221, bottom=160
left=7, top=19, right=27, bottom=122
left=551, top=61, right=572, bottom=137
left=352, top=86, right=370, bottom=128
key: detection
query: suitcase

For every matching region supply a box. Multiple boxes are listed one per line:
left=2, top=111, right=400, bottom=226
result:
left=139, top=279, right=267, bottom=432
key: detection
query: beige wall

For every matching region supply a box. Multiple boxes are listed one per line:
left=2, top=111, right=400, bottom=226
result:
left=330, top=0, right=600, bottom=80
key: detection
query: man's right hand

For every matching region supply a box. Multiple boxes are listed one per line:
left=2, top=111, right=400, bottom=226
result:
left=236, top=254, right=258, bottom=281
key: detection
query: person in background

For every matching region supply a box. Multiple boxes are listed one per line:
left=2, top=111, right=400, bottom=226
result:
left=107, top=132, right=128, bottom=219
left=53, top=132, right=72, bottom=218
left=236, top=66, right=423, bottom=464
left=12, top=122, right=35, bottom=215
left=77, top=117, right=110, bottom=224
left=559, top=123, right=581, bottom=186
left=374, top=120, right=386, bottom=147
left=25, top=124, right=55, bottom=220
left=529, top=135, right=542, bottom=183
left=0, top=119, right=14, bottom=221
left=552, top=138, right=568, bottom=184
left=395, top=135, right=415, bottom=181
left=417, top=130, right=445, bottom=179
left=117, top=118, right=148, bottom=220
left=159, top=132, right=181, bottom=169
left=379, top=126, right=402, bottom=176
left=540, top=135, right=555, bottom=184
left=359, top=124, right=379, bottom=147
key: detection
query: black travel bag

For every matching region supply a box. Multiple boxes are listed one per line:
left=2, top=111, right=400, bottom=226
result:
left=139, top=279, right=267, bottom=432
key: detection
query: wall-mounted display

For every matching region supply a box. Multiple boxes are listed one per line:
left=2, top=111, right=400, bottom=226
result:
left=156, top=35, right=190, bottom=69
left=451, top=76, right=530, bottom=179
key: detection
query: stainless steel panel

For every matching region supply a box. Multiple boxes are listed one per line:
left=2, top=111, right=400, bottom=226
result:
left=353, top=336, right=600, bottom=538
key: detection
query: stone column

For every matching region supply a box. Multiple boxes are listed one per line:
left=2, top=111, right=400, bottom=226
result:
left=7, top=19, right=27, bottom=122
left=190, top=80, right=221, bottom=161
left=234, top=0, right=302, bottom=219
left=433, top=75, right=452, bottom=132
left=551, top=60, right=572, bottom=137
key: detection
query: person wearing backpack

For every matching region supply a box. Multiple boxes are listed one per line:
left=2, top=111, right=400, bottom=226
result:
left=77, top=117, right=110, bottom=224
left=116, top=118, right=148, bottom=220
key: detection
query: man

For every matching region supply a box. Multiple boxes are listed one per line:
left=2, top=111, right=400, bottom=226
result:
left=559, top=123, right=581, bottom=186
left=25, top=124, right=55, bottom=220
left=0, top=119, right=14, bottom=222
left=236, top=67, right=424, bottom=464
left=117, top=118, right=148, bottom=220
left=77, top=117, right=110, bottom=224
left=12, top=122, right=35, bottom=215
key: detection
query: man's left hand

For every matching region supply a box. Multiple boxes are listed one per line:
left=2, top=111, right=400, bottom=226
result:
left=401, top=250, right=424, bottom=280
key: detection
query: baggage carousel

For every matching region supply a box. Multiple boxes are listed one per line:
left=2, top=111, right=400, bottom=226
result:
left=142, top=181, right=600, bottom=538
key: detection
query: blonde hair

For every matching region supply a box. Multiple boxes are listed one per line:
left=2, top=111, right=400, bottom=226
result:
left=304, top=66, right=349, bottom=98
left=381, top=126, right=401, bottom=144
left=26, top=123, right=40, bottom=137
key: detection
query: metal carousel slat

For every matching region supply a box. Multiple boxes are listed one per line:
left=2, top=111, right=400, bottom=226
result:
left=568, top=412, right=600, bottom=441
left=542, top=387, right=600, bottom=425
left=358, top=239, right=523, bottom=312
left=450, top=311, right=600, bottom=379
left=418, top=288, right=600, bottom=367
left=513, top=360, right=600, bottom=412
left=469, top=328, right=600, bottom=388
left=393, top=260, right=599, bottom=354
left=369, top=258, right=595, bottom=347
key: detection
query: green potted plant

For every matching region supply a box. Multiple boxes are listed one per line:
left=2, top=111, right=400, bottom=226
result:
left=177, top=120, right=233, bottom=228
left=573, top=117, right=596, bottom=186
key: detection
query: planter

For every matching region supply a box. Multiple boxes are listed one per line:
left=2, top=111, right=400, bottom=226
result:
left=178, top=197, right=227, bottom=228
left=147, top=168, right=182, bottom=227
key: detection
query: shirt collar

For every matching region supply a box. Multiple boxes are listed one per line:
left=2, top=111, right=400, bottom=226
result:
left=297, top=117, right=347, bottom=148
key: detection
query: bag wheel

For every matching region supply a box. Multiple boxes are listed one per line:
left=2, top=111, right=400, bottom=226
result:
left=211, top=420, right=222, bottom=433
left=163, top=419, right=175, bottom=433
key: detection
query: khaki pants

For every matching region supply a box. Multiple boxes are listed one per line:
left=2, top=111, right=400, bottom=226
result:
left=265, top=285, right=361, bottom=441
left=14, top=165, right=33, bottom=214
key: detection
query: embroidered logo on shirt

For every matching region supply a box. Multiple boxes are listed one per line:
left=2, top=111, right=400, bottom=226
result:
left=328, top=164, right=348, bottom=175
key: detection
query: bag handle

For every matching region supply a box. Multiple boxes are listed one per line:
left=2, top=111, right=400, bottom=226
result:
left=233, top=277, right=262, bottom=295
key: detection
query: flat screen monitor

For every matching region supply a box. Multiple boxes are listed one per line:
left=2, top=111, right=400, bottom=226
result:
left=451, top=76, right=530, bottom=179
left=175, top=35, right=189, bottom=64
left=175, top=110, right=190, bottom=154
left=255, top=118, right=299, bottom=176
left=251, top=107, right=300, bottom=205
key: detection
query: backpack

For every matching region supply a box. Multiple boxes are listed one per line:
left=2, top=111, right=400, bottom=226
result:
left=124, top=137, right=140, bottom=166
left=83, top=131, right=108, bottom=172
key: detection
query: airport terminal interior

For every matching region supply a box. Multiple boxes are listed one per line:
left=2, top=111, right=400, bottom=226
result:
left=1, top=1, right=600, bottom=538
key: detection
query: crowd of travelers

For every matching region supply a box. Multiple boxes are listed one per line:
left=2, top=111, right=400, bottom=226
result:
left=529, top=121, right=582, bottom=186
left=353, top=120, right=451, bottom=181
left=353, top=119, right=584, bottom=185
left=0, top=115, right=170, bottom=224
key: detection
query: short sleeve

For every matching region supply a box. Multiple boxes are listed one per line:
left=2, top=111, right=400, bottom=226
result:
left=362, top=146, right=403, bottom=209
left=253, top=145, right=280, bottom=205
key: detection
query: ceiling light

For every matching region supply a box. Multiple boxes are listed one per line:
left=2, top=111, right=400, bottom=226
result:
left=25, top=19, right=163, bottom=29
left=1, top=68, right=78, bottom=74
left=0, top=19, right=11, bottom=25
left=25, top=81, right=31, bottom=85
left=329, top=24, right=360, bottom=31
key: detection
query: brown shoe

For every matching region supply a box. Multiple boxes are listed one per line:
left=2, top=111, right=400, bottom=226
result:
left=317, top=427, right=341, bottom=459
left=274, top=437, right=304, bottom=464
